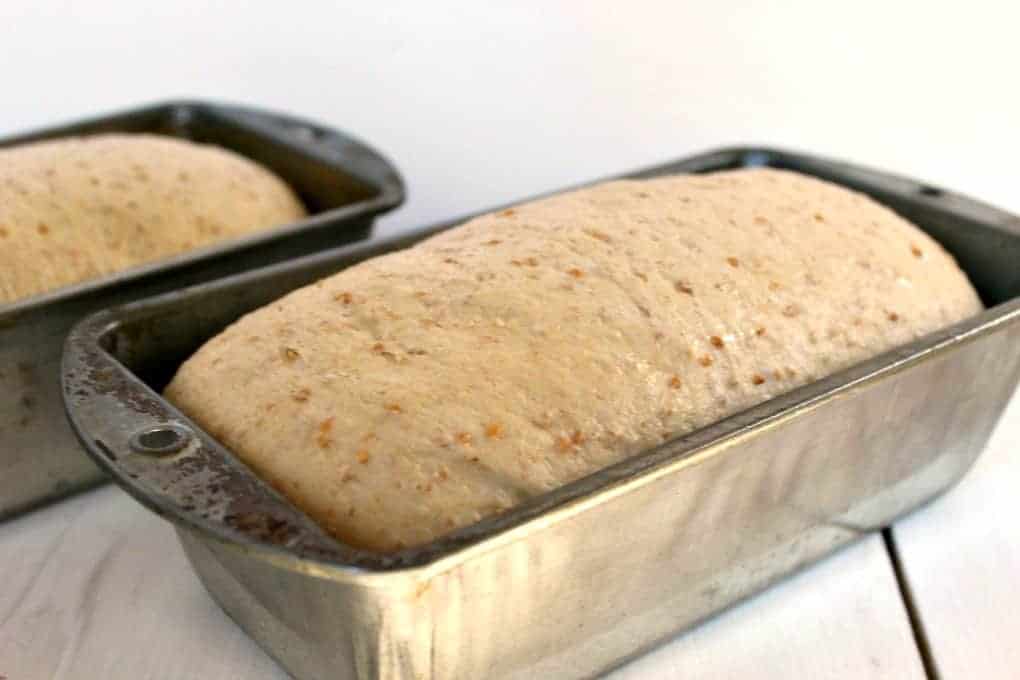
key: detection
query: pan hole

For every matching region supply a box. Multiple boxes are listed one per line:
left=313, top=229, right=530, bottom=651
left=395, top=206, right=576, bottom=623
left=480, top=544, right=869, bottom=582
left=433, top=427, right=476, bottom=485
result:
left=918, top=185, right=943, bottom=197
left=169, top=106, right=196, bottom=136
left=290, top=125, right=327, bottom=143
left=130, top=424, right=192, bottom=457
left=742, top=151, right=771, bottom=168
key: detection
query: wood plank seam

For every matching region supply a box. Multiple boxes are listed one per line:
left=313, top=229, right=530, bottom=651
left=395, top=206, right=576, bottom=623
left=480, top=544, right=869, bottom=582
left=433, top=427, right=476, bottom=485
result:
left=883, top=528, right=941, bottom=680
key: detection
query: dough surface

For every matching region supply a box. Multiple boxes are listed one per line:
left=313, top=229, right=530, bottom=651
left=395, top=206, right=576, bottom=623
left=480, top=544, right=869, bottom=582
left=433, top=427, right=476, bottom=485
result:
left=0, top=133, right=306, bottom=304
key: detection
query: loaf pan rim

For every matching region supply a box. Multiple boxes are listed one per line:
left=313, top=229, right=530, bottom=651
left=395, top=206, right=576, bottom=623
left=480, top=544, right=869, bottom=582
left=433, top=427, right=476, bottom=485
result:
left=61, top=145, right=1020, bottom=579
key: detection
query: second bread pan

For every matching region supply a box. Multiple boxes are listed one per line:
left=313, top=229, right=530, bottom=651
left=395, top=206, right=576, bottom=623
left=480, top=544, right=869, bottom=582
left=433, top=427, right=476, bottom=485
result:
left=0, top=100, right=404, bottom=519
left=64, top=148, right=1020, bottom=679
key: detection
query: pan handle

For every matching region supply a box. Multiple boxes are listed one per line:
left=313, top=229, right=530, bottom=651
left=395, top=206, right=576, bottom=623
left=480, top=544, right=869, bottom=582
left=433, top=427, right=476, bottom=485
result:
left=61, top=307, right=354, bottom=564
left=214, top=103, right=406, bottom=211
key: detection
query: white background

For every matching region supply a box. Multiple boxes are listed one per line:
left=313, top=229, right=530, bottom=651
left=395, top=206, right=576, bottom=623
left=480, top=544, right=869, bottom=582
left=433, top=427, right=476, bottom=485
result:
left=2, top=1, right=1018, bottom=237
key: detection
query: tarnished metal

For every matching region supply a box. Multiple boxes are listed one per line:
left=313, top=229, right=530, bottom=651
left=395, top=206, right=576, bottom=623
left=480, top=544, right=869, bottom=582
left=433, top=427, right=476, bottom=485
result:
left=63, top=148, right=1020, bottom=679
left=0, top=100, right=404, bottom=519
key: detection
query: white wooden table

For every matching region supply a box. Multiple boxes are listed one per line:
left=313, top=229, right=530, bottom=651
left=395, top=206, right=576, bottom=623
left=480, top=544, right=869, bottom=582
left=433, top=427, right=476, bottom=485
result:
left=5, top=393, right=1016, bottom=679
left=0, top=487, right=925, bottom=680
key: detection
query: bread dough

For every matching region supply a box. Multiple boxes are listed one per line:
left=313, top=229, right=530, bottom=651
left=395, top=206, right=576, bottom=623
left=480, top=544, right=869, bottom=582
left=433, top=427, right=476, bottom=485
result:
left=166, top=169, right=981, bottom=551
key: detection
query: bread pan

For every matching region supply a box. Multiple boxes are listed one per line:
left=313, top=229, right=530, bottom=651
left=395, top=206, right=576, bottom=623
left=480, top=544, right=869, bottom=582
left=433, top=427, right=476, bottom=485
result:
left=63, top=148, right=1020, bottom=680
left=0, top=100, right=404, bottom=519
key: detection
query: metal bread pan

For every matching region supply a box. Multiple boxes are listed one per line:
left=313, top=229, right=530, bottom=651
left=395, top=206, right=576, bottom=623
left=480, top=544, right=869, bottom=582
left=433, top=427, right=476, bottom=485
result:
left=0, top=100, right=404, bottom=519
left=63, top=148, right=1020, bottom=680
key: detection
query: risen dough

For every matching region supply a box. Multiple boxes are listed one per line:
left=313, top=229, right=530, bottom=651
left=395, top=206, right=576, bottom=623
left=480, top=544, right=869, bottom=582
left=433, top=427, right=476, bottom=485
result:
left=166, top=168, right=981, bottom=551
left=0, top=133, right=306, bottom=304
